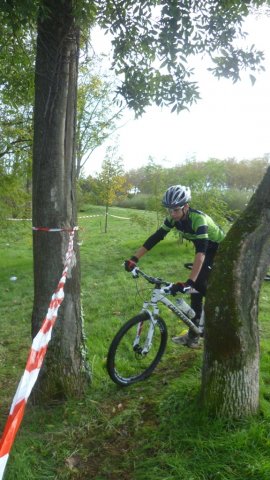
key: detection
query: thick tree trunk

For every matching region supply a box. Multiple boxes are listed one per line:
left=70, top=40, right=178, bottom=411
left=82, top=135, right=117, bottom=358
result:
left=201, top=167, right=270, bottom=417
left=32, top=0, right=90, bottom=402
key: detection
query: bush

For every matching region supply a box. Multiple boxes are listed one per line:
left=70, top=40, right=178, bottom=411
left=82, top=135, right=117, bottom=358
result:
left=114, top=193, right=150, bottom=210
left=223, top=188, right=252, bottom=214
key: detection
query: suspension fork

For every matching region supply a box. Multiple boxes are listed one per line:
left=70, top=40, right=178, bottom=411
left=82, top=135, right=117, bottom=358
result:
left=133, top=302, right=159, bottom=355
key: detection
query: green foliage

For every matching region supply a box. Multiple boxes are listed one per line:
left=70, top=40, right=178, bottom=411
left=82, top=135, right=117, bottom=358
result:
left=76, top=56, right=125, bottom=178
left=173, top=158, right=228, bottom=190
left=0, top=7, right=36, bottom=108
left=224, top=157, right=270, bottom=191
left=97, top=0, right=265, bottom=115
left=115, top=192, right=149, bottom=210
left=209, top=43, right=265, bottom=83
left=0, top=105, right=33, bottom=181
left=127, top=157, right=270, bottom=196
left=191, top=188, right=232, bottom=227
left=223, top=188, right=252, bottom=214
left=124, top=157, right=269, bottom=223
left=0, top=6, right=35, bottom=184
left=0, top=171, right=31, bottom=222
left=96, top=147, right=130, bottom=206
left=0, top=1, right=39, bottom=29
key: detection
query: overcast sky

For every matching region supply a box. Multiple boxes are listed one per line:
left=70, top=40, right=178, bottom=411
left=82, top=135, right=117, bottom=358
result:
left=85, top=13, right=270, bottom=176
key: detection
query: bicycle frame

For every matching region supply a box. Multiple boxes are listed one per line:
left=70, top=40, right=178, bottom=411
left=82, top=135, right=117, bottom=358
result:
left=131, top=267, right=203, bottom=355
left=141, top=287, right=201, bottom=335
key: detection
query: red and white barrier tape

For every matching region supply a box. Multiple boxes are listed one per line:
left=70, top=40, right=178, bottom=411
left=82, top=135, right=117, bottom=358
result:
left=32, top=226, right=79, bottom=232
left=7, top=213, right=131, bottom=221
left=78, top=214, right=102, bottom=219
left=6, top=218, right=32, bottom=221
left=7, top=217, right=100, bottom=221
left=107, top=214, right=131, bottom=220
left=0, top=228, right=76, bottom=480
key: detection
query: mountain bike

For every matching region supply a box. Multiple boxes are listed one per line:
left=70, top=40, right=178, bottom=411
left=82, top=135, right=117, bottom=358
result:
left=107, top=267, right=204, bottom=386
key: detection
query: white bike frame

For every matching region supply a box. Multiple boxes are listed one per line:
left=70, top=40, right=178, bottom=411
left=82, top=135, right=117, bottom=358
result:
left=132, top=268, right=204, bottom=354
left=141, top=287, right=202, bottom=334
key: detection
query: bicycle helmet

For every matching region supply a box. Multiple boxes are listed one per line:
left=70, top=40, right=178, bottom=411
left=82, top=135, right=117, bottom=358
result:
left=162, top=185, right=191, bottom=208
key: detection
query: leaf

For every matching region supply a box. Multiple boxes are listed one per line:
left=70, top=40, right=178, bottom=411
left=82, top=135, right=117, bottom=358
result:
left=249, top=74, right=256, bottom=86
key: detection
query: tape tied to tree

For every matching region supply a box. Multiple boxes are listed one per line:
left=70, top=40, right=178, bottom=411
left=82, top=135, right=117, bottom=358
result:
left=0, top=228, right=76, bottom=480
left=32, top=226, right=79, bottom=232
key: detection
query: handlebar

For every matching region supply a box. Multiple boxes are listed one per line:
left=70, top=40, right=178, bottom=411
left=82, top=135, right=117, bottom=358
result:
left=131, top=266, right=198, bottom=294
left=132, top=267, right=171, bottom=287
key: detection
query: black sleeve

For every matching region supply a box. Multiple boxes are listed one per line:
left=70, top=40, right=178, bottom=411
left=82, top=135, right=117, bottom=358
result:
left=193, top=238, right=208, bottom=254
left=143, top=227, right=168, bottom=251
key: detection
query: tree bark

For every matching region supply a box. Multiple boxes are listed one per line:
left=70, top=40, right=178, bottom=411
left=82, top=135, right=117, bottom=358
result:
left=32, top=0, right=90, bottom=402
left=201, top=167, right=270, bottom=417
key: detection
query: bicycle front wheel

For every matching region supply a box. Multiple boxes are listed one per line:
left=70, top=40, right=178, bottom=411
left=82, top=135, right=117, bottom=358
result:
left=107, top=312, right=167, bottom=386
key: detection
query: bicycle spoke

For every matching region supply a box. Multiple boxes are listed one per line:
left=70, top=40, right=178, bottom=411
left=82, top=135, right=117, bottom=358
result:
left=107, top=313, right=167, bottom=385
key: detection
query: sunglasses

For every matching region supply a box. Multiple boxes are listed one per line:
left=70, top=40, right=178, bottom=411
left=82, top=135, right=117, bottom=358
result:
left=168, top=206, right=184, bottom=214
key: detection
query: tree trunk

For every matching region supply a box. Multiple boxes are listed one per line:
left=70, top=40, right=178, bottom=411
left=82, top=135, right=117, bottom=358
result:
left=32, top=0, right=90, bottom=402
left=201, top=166, right=270, bottom=417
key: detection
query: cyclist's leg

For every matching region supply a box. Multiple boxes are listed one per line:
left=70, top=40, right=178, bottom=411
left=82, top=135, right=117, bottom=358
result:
left=173, top=251, right=215, bottom=348
left=189, top=292, right=203, bottom=338
left=172, top=281, right=204, bottom=347
left=185, top=253, right=214, bottom=343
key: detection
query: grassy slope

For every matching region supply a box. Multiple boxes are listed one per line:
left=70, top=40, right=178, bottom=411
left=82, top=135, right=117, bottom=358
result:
left=0, top=207, right=270, bottom=480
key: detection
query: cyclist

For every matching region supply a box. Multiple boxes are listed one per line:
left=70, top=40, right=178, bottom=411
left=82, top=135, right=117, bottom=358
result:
left=124, top=184, right=225, bottom=348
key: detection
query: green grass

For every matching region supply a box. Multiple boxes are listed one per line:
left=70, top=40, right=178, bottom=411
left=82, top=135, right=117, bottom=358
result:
left=0, top=206, right=270, bottom=479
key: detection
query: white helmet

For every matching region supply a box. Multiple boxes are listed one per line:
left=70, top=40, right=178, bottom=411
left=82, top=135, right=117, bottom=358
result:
left=162, top=185, right=191, bottom=208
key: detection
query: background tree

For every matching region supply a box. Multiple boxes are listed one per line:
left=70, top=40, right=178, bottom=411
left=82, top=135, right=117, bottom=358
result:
left=96, top=145, right=130, bottom=232
left=0, top=16, right=126, bottom=207
left=76, top=56, right=125, bottom=178
left=224, top=157, right=270, bottom=191
left=0, top=8, right=36, bottom=219
left=122, top=156, right=269, bottom=220
left=141, top=158, right=167, bottom=227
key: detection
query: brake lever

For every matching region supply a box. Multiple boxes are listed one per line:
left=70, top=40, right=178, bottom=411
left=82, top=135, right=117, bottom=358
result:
left=163, top=283, right=173, bottom=294
left=132, top=267, right=140, bottom=278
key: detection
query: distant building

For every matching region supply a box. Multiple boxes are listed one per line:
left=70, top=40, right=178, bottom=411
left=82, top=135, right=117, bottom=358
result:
left=128, top=186, right=141, bottom=195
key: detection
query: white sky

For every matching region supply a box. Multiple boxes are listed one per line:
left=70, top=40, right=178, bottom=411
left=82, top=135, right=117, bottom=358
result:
left=86, top=13, right=270, bottom=176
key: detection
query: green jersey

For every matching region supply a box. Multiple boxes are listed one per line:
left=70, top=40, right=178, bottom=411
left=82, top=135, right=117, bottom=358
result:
left=143, top=208, right=225, bottom=254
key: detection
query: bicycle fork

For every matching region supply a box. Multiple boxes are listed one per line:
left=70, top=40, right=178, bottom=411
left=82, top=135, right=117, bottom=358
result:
left=133, top=304, right=159, bottom=355
left=132, top=296, right=203, bottom=356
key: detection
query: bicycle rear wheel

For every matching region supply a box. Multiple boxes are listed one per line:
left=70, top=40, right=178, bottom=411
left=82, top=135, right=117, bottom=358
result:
left=107, top=312, right=167, bottom=386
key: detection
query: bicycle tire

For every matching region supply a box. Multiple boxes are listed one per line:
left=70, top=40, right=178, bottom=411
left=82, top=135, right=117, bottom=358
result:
left=107, top=312, right=168, bottom=386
